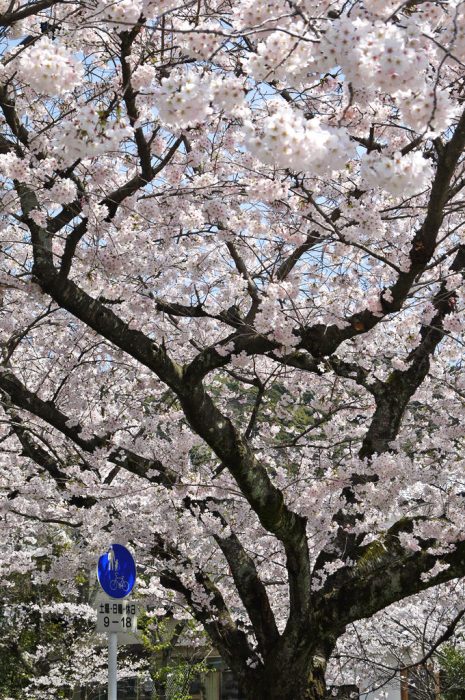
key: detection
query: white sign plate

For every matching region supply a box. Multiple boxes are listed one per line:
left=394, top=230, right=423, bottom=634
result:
left=96, top=600, right=139, bottom=633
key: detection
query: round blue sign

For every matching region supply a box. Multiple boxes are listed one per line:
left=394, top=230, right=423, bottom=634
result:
left=97, top=544, right=136, bottom=598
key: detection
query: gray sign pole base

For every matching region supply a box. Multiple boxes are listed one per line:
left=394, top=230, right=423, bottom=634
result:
left=108, top=632, right=117, bottom=700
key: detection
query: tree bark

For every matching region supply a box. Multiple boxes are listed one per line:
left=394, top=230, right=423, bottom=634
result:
left=243, top=656, right=328, bottom=700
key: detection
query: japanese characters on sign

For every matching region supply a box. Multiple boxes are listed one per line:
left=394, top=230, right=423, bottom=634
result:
left=96, top=600, right=139, bottom=634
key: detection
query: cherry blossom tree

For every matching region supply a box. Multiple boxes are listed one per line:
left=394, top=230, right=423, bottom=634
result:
left=1, top=0, right=465, bottom=698
left=330, top=580, right=465, bottom=697
left=0, top=526, right=152, bottom=699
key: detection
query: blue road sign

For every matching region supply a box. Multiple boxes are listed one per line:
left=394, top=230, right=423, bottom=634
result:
left=97, top=544, right=136, bottom=599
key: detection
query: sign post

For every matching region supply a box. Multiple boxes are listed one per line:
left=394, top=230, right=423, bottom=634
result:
left=108, top=631, right=117, bottom=700
left=97, top=545, right=137, bottom=700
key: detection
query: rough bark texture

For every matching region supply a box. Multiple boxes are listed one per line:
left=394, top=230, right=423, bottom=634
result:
left=243, top=656, right=328, bottom=700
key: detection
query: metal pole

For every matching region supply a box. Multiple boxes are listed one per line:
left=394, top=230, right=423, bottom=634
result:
left=108, top=632, right=117, bottom=700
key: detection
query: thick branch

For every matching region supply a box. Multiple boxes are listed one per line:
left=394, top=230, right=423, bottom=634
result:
left=1, top=363, right=283, bottom=658
left=323, top=519, right=465, bottom=630
left=153, top=534, right=257, bottom=679
left=101, top=136, right=182, bottom=220
left=0, top=367, right=177, bottom=487
left=28, top=217, right=311, bottom=586
left=0, top=85, right=29, bottom=146
left=360, top=244, right=465, bottom=459
left=187, top=496, right=279, bottom=657
left=0, top=0, right=60, bottom=26
left=299, top=110, right=465, bottom=358
left=216, top=530, right=280, bottom=655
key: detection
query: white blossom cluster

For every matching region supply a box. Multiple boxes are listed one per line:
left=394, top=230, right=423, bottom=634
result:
left=254, top=281, right=300, bottom=350
left=339, top=198, right=387, bottom=244
left=130, top=63, right=157, bottom=92
left=318, top=18, right=428, bottom=94
left=247, top=178, right=288, bottom=204
left=361, top=151, right=433, bottom=198
left=178, top=20, right=223, bottom=59
left=444, top=7, right=465, bottom=61
left=363, top=0, right=402, bottom=18
left=48, top=178, right=78, bottom=205
left=244, top=21, right=313, bottom=83
left=142, top=0, right=179, bottom=19
left=420, top=560, right=450, bottom=583
left=233, top=0, right=290, bottom=30
left=0, top=153, right=30, bottom=181
left=97, top=0, right=142, bottom=30
left=398, top=87, right=458, bottom=135
left=18, top=38, right=83, bottom=96
left=211, top=76, right=247, bottom=116
left=246, top=101, right=353, bottom=175
left=155, top=70, right=248, bottom=128
left=155, top=71, right=213, bottom=128
left=53, top=105, right=132, bottom=164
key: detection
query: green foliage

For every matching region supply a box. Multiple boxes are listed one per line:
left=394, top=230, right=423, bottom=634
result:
left=0, top=574, right=63, bottom=698
left=138, top=613, right=212, bottom=700
left=439, top=645, right=465, bottom=700
left=161, top=661, right=208, bottom=700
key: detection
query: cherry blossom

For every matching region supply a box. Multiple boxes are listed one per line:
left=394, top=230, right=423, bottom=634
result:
left=0, top=1, right=465, bottom=699
left=361, top=151, right=434, bottom=197
left=18, top=37, right=83, bottom=96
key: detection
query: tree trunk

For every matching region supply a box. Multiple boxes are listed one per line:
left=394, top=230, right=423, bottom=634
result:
left=243, top=656, right=327, bottom=700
